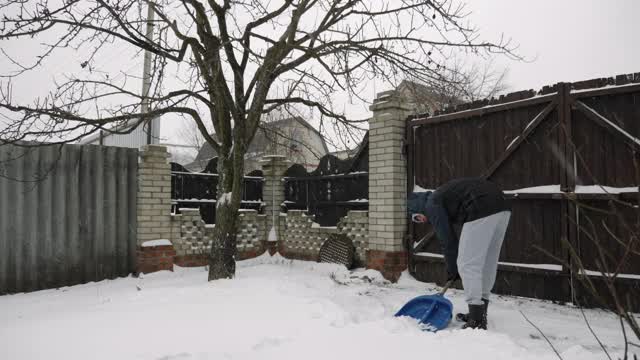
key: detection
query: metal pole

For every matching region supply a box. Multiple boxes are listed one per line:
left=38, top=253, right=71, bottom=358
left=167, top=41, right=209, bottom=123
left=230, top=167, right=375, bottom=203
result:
left=141, top=3, right=155, bottom=145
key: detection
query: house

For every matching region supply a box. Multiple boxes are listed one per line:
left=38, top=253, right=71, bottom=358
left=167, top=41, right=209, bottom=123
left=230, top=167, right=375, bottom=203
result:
left=185, top=116, right=329, bottom=173
left=76, top=117, right=161, bottom=148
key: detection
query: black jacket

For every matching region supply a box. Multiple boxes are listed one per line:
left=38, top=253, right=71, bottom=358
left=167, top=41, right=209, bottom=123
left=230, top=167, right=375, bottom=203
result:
left=407, top=178, right=510, bottom=275
left=429, top=178, right=510, bottom=224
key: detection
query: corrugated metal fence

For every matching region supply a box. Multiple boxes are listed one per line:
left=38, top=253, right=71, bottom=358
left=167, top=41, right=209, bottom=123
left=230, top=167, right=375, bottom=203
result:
left=0, top=143, right=138, bottom=294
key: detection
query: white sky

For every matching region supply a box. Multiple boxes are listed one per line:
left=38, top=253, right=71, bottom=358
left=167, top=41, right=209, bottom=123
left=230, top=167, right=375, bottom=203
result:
left=467, top=0, right=640, bottom=91
left=1, top=0, right=639, bottom=147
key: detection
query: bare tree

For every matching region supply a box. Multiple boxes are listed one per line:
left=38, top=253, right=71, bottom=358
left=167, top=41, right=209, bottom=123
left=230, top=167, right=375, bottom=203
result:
left=176, top=118, right=209, bottom=151
left=0, top=0, right=516, bottom=280
left=402, top=55, right=509, bottom=115
left=534, top=137, right=640, bottom=358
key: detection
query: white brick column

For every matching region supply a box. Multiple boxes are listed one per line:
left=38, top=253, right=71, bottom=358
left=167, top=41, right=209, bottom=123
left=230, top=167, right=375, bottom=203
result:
left=366, top=90, right=413, bottom=282
left=260, top=156, right=290, bottom=246
left=137, top=145, right=173, bottom=245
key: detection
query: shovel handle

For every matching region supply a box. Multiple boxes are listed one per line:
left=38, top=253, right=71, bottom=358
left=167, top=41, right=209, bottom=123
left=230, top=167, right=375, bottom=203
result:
left=437, top=279, right=455, bottom=296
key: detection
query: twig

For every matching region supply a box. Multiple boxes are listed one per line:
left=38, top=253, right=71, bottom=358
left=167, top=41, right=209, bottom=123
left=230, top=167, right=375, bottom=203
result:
left=576, top=292, right=612, bottom=360
left=519, top=310, right=563, bottom=360
left=622, top=316, right=629, bottom=360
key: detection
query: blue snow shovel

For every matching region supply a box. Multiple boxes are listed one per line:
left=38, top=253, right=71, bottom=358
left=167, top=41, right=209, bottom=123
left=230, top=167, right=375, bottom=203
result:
left=394, top=280, right=454, bottom=332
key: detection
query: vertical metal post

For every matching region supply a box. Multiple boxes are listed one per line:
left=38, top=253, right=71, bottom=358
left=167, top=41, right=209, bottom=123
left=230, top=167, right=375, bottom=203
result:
left=141, top=3, right=155, bottom=145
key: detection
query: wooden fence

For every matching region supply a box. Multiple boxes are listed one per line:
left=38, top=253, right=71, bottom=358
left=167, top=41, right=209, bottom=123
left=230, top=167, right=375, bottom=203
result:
left=283, top=138, right=369, bottom=226
left=0, top=143, right=138, bottom=294
left=406, top=73, right=640, bottom=310
left=170, top=158, right=264, bottom=224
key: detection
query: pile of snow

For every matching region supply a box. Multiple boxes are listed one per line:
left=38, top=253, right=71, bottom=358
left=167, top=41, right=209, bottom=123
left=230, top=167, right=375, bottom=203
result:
left=0, top=253, right=633, bottom=360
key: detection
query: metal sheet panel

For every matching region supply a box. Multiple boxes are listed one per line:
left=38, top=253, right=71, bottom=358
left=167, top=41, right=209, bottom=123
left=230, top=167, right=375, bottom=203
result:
left=0, top=143, right=138, bottom=294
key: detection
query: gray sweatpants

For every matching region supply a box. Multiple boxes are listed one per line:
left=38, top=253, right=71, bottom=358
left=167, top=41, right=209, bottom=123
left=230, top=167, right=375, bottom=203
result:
left=457, top=211, right=511, bottom=305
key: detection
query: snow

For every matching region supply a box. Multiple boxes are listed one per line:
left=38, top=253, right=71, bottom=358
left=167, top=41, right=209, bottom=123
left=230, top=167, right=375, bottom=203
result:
left=176, top=198, right=217, bottom=203
left=504, top=185, right=562, bottom=194
left=499, top=261, right=563, bottom=271
left=579, top=269, right=640, bottom=280
left=0, top=254, right=635, bottom=360
left=575, top=185, right=638, bottom=194
left=217, top=192, right=232, bottom=208
left=417, top=184, right=637, bottom=196
left=311, top=222, right=337, bottom=229
left=267, top=226, right=278, bottom=242
left=571, top=82, right=640, bottom=95
left=415, top=252, right=444, bottom=258
left=141, top=239, right=172, bottom=247
left=171, top=171, right=218, bottom=177
left=413, top=184, right=433, bottom=193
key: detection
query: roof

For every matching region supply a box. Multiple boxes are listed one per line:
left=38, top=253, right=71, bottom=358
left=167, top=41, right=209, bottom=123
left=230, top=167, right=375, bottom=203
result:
left=189, top=116, right=329, bottom=166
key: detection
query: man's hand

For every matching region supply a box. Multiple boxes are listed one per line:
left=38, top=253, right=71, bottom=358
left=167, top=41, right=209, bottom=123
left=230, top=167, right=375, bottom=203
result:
left=447, top=272, right=460, bottom=283
left=411, top=213, right=427, bottom=223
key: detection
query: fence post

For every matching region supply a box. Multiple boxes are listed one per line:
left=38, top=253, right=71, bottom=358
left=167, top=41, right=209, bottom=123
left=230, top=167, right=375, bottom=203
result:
left=260, top=155, right=290, bottom=250
left=136, top=145, right=176, bottom=273
left=367, top=90, right=413, bottom=282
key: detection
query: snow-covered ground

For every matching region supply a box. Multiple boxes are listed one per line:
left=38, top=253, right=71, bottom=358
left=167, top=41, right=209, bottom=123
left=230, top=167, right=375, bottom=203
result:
left=0, top=253, right=635, bottom=360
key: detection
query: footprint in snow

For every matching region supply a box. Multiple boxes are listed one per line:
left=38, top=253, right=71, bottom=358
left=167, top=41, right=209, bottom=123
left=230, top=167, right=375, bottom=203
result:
left=156, top=353, right=191, bottom=360
left=252, top=337, right=289, bottom=351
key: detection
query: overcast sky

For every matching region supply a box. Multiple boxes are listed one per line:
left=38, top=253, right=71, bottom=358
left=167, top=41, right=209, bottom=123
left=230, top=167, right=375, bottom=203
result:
left=467, top=0, right=639, bottom=91
left=1, top=0, right=639, bottom=147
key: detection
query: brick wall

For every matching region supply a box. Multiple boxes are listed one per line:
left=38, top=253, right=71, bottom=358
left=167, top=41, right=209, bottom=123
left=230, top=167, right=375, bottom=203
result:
left=280, top=210, right=369, bottom=264
left=172, top=208, right=211, bottom=267
left=135, top=149, right=375, bottom=275
left=170, top=208, right=268, bottom=266
left=237, top=209, right=267, bottom=260
left=337, top=210, right=369, bottom=267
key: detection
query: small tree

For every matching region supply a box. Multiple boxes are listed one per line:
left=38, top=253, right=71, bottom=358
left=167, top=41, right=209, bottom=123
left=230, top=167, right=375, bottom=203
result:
left=0, top=0, right=515, bottom=280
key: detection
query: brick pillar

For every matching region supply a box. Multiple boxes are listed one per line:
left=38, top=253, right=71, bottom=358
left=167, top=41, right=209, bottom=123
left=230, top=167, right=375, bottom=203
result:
left=260, top=156, right=290, bottom=248
left=137, top=241, right=175, bottom=274
left=366, top=90, right=413, bottom=282
left=136, top=145, right=175, bottom=273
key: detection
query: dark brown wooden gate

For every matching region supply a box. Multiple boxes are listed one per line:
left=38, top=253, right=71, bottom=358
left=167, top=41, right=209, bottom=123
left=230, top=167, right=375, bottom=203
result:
left=406, top=73, right=640, bottom=310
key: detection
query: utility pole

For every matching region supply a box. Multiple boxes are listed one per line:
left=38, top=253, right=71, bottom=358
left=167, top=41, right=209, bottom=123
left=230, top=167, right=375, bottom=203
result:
left=141, top=3, right=155, bottom=145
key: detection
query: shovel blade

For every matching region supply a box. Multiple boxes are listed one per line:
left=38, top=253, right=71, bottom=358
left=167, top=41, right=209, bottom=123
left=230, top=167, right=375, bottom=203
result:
left=394, top=294, right=453, bottom=332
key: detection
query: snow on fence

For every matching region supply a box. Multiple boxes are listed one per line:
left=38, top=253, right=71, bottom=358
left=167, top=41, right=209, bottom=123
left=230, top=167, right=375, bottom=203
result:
left=407, top=73, right=640, bottom=310
left=0, top=143, right=138, bottom=294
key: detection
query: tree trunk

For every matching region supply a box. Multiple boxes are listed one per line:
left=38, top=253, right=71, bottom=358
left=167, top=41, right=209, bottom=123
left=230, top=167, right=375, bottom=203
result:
left=208, top=150, right=244, bottom=281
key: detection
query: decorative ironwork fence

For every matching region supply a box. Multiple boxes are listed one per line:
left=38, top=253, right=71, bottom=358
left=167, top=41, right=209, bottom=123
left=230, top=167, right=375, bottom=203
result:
left=170, top=159, right=264, bottom=224
left=283, top=139, right=369, bottom=226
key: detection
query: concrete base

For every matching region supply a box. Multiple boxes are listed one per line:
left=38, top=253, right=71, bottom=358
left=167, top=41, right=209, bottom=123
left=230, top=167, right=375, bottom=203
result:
left=174, top=254, right=208, bottom=267
left=366, top=250, right=408, bottom=282
left=137, top=245, right=175, bottom=274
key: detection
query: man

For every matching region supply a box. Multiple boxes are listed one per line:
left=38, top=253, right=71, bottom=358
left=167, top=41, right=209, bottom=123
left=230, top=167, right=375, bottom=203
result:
left=407, top=178, right=511, bottom=330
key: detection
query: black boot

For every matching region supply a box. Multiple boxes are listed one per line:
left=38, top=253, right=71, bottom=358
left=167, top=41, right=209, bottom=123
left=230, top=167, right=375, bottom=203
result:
left=462, top=304, right=487, bottom=330
left=456, top=298, right=488, bottom=322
